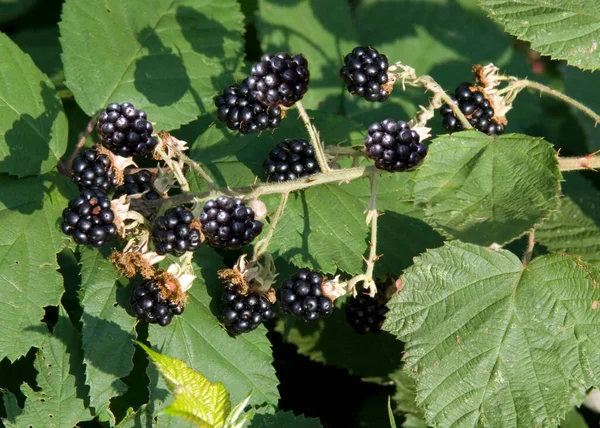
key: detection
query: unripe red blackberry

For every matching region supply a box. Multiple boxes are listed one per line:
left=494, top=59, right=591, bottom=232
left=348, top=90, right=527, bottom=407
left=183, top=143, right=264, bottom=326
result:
left=364, top=119, right=428, bottom=172
left=247, top=53, right=310, bottom=108
left=215, top=81, right=282, bottom=134
left=345, top=293, right=389, bottom=334
left=340, top=46, right=390, bottom=102
left=130, top=279, right=184, bottom=326
left=151, top=205, right=201, bottom=256
left=200, top=196, right=263, bottom=250
left=221, top=282, right=274, bottom=336
left=97, top=102, right=157, bottom=157
left=277, top=269, right=333, bottom=322
left=264, top=139, right=320, bottom=182
left=70, top=148, right=116, bottom=192
left=61, top=188, right=117, bottom=247
left=114, top=170, right=161, bottom=200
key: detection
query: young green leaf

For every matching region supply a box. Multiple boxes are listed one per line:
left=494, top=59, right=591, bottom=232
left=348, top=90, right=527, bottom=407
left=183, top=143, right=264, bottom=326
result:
left=383, top=241, right=600, bottom=427
left=479, top=0, right=600, bottom=71
left=414, top=131, right=561, bottom=245
left=139, top=342, right=231, bottom=428
left=0, top=32, right=68, bottom=176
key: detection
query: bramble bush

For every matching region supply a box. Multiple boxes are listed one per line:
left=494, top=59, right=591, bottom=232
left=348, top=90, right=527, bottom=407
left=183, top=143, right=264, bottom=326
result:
left=1, top=0, right=600, bottom=427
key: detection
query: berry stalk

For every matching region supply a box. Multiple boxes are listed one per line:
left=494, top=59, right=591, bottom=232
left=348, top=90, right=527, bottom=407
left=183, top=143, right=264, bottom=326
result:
left=154, top=145, right=189, bottom=192
left=558, top=152, right=600, bottom=171
left=252, top=192, right=290, bottom=262
left=521, top=227, right=536, bottom=266
left=295, top=101, right=331, bottom=173
left=61, top=115, right=97, bottom=175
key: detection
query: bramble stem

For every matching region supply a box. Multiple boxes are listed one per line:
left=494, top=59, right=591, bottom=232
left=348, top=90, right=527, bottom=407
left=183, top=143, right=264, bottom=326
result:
left=252, top=192, right=289, bottom=262
left=559, top=152, right=600, bottom=171
left=522, top=227, right=536, bottom=266
left=296, top=101, right=331, bottom=173
left=154, top=146, right=189, bottom=192
left=174, top=147, right=216, bottom=191
left=62, top=115, right=97, bottom=175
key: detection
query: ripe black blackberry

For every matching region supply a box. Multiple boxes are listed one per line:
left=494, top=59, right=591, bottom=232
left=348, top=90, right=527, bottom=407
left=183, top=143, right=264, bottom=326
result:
left=200, top=196, right=263, bottom=250
left=71, top=148, right=116, bottom=192
left=130, top=279, right=184, bottom=326
left=364, top=119, right=428, bottom=172
left=97, top=102, right=158, bottom=157
left=277, top=269, right=333, bottom=322
left=346, top=294, right=389, bottom=334
left=340, top=46, right=390, bottom=102
left=215, top=81, right=282, bottom=134
left=247, top=53, right=309, bottom=107
left=440, top=82, right=505, bottom=135
left=114, top=170, right=161, bottom=200
left=264, top=139, right=320, bottom=182
left=61, top=188, right=117, bottom=247
left=221, top=282, right=274, bottom=336
left=151, top=205, right=201, bottom=256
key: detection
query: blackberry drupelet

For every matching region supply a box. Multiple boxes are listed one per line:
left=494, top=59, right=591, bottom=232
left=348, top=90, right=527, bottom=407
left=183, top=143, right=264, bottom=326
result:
left=114, top=170, right=160, bottom=200
left=440, top=82, right=505, bottom=135
left=346, top=293, right=389, bottom=334
left=277, top=269, right=333, bottom=322
left=200, top=196, right=263, bottom=250
left=130, top=279, right=184, bottom=326
left=264, top=139, right=320, bottom=182
left=247, top=52, right=309, bottom=107
left=61, top=188, right=117, bottom=247
left=364, top=119, right=428, bottom=172
left=215, top=81, right=282, bottom=134
left=70, top=148, right=116, bottom=192
left=340, top=46, right=390, bottom=102
left=97, top=102, right=157, bottom=157
left=221, top=282, right=274, bottom=336
left=151, top=205, right=201, bottom=256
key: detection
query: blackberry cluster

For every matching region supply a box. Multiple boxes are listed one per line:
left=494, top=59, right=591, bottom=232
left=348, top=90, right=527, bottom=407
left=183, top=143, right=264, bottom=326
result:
left=200, top=196, right=263, bottom=250
left=364, top=119, right=428, bottom=172
left=346, top=294, right=389, bottom=334
left=221, top=282, right=275, bottom=336
left=71, top=148, right=116, bottom=192
left=151, top=205, right=201, bottom=256
left=130, top=279, right=184, bottom=326
left=247, top=53, right=309, bottom=107
left=215, top=82, right=282, bottom=134
left=61, top=188, right=116, bottom=247
left=277, top=269, right=333, bottom=322
left=97, top=102, right=158, bottom=157
left=440, top=83, right=505, bottom=135
left=340, top=46, right=390, bottom=102
left=115, top=170, right=160, bottom=200
left=264, top=139, right=320, bottom=182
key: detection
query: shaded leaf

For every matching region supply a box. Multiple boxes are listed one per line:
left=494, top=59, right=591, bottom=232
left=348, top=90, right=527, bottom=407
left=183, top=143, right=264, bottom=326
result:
left=248, top=410, right=322, bottom=428
left=0, top=0, right=38, bottom=23
left=563, top=67, right=600, bottom=152
left=389, top=369, right=427, bottom=428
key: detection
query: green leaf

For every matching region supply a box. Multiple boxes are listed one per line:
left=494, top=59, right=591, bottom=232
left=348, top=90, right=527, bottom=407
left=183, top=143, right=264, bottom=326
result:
left=383, top=241, right=600, bottom=427
left=0, top=0, right=38, bottom=23
left=139, top=343, right=231, bottom=428
left=414, top=131, right=561, bottom=245
left=2, top=306, right=93, bottom=427
left=248, top=411, right=322, bottom=428
left=479, top=0, right=600, bottom=71
left=256, top=0, right=358, bottom=112
left=0, top=174, right=75, bottom=362
left=560, top=409, right=588, bottom=428
left=536, top=173, right=600, bottom=268
left=389, top=370, right=427, bottom=428
left=0, top=32, right=68, bottom=177
left=563, top=67, right=600, bottom=152
left=78, top=247, right=138, bottom=423
left=147, top=247, right=279, bottom=410
left=60, top=0, right=245, bottom=131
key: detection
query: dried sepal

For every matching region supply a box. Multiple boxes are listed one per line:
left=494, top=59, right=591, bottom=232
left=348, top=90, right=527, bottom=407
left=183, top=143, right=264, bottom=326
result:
left=472, top=63, right=511, bottom=126
left=322, top=274, right=348, bottom=301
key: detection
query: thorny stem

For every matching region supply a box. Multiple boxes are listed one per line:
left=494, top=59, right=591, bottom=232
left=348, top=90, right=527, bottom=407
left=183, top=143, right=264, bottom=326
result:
left=296, top=101, right=331, bottom=173
left=558, top=152, right=600, bottom=171
left=252, top=192, right=290, bottom=262
left=172, top=146, right=216, bottom=191
left=522, top=227, right=536, bottom=266
left=61, top=115, right=97, bottom=175
left=154, top=146, right=190, bottom=192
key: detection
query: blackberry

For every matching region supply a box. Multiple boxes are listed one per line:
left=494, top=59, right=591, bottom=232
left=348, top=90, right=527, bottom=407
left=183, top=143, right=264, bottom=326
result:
left=277, top=269, right=333, bottom=322
left=247, top=53, right=309, bottom=107
left=440, top=82, right=505, bottom=135
left=215, top=81, right=282, bottom=134
left=114, top=170, right=161, bottom=200
left=264, top=139, right=320, bottom=182
left=151, top=205, right=201, bottom=256
left=61, top=188, right=117, bottom=247
left=364, top=119, right=428, bottom=172
left=346, top=294, right=389, bottom=334
left=71, top=148, right=116, bottom=192
left=340, top=46, right=390, bottom=102
left=221, top=282, right=274, bottom=336
left=130, top=279, right=184, bottom=326
left=97, top=102, right=158, bottom=157
left=200, top=196, right=263, bottom=250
